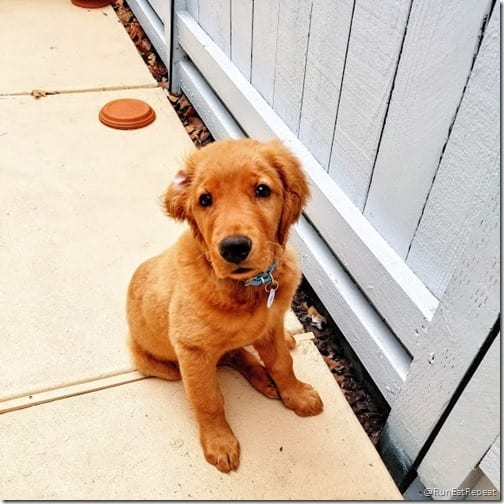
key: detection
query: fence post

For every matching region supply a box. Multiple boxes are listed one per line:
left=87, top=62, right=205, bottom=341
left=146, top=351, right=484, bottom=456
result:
left=169, top=0, right=187, bottom=93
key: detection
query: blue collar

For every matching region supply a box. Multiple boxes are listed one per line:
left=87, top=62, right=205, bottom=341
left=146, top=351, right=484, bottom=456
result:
left=243, top=261, right=277, bottom=287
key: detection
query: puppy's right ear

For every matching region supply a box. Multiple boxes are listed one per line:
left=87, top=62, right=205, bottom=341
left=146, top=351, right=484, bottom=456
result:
left=164, top=170, right=191, bottom=221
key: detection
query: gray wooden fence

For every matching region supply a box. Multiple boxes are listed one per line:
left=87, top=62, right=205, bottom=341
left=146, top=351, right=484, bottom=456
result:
left=128, top=0, right=500, bottom=496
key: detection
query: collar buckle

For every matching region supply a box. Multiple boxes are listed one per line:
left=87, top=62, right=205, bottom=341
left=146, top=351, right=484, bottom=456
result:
left=242, top=261, right=277, bottom=287
left=242, top=261, right=279, bottom=308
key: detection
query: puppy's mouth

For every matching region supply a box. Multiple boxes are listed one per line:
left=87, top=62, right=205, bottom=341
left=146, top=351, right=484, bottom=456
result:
left=227, top=266, right=258, bottom=281
left=232, top=267, right=253, bottom=275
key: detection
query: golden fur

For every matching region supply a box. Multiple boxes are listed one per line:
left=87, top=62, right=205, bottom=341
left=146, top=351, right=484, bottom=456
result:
left=126, top=138, right=323, bottom=472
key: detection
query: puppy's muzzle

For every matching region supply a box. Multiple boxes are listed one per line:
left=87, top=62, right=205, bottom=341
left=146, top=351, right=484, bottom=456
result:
left=219, top=235, right=252, bottom=264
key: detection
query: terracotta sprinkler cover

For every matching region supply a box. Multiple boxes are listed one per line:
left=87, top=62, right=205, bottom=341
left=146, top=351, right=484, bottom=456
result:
left=99, top=99, right=156, bottom=130
left=71, top=0, right=111, bottom=7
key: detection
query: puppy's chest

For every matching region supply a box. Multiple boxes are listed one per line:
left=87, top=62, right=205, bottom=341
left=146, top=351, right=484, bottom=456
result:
left=217, top=287, right=272, bottom=320
left=206, top=286, right=281, bottom=334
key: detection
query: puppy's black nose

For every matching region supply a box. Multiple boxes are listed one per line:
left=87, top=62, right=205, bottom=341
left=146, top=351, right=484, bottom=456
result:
left=218, top=235, right=252, bottom=264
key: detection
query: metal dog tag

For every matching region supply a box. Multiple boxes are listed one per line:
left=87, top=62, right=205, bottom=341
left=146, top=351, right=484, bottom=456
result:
left=265, top=280, right=279, bottom=309
left=267, top=287, right=277, bottom=308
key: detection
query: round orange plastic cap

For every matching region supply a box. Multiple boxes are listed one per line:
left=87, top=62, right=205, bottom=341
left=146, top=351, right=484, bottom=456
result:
left=71, top=0, right=111, bottom=7
left=99, top=99, right=156, bottom=130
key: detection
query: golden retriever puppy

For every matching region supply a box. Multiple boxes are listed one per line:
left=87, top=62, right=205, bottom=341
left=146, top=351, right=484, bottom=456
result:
left=127, top=138, right=323, bottom=472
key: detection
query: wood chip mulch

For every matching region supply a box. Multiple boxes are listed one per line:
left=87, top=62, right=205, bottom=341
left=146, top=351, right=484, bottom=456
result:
left=111, top=0, right=213, bottom=148
left=111, top=0, right=388, bottom=446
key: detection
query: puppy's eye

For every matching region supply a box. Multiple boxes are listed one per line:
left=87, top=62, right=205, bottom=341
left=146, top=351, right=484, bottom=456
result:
left=199, top=193, right=212, bottom=207
left=255, top=184, right=271, bottom=198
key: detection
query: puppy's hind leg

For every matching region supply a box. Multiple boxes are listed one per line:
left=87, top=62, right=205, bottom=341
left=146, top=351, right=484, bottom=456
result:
left=129, top=338, right=181, bottom=381
left=219, top=348, right=279, bottom=399
left=284, top=330, right=296, bottom=350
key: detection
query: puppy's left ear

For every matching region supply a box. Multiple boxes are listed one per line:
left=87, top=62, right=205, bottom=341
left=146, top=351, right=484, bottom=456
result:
left=164, top=170, right=192, bottom=221
left=262, top=140, right=310, bottom=246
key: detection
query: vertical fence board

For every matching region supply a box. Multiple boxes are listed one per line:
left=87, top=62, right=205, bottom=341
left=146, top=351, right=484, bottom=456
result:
left=406, top=3, right=499, bottom=299
left=328, top=0, right=410, bottom=209
left=363, top=0, right=493, bottom=258
left=417, top=334, right=500, bottom=494
left=272, top=0, right=313, bottom=134
left=169, top=0, right=188, bottom=92
left=251, top=0, right=280, bottom=105
left=298, top=0, right=353, bottom=169
left=186, top=0, right=199, bottom=20
left=230, top=0, right=253, bottom=81
left=198, top=0, right=231, bottom=56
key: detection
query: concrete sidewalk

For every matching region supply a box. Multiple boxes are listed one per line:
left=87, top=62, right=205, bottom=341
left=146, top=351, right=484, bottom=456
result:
left=0, top=1, right=401, bottom=499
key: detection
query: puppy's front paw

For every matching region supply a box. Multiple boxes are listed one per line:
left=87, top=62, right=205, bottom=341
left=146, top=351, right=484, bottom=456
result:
left=281, top=381, right=323, bottom=416
left=201, top=427, right=240, bottom=473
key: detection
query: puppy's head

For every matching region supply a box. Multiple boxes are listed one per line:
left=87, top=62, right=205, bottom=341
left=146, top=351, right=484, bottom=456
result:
left=164, top=138, right=309, bottom=280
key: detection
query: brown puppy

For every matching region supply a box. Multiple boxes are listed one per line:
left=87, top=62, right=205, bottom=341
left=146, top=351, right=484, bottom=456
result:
left=126, top=138, right=323, bottom=472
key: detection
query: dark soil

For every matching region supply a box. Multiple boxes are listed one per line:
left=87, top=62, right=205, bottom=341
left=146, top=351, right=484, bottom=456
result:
left=111, top=0, right=388, bottom=446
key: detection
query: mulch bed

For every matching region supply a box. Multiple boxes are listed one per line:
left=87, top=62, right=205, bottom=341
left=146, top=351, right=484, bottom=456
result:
left=111, top=0, right=388, bottom=446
